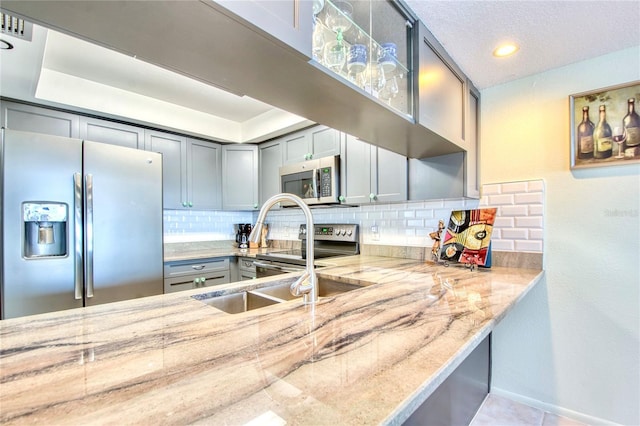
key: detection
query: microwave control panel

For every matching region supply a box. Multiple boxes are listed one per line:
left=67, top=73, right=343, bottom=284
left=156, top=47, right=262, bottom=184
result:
left=320, top=167, right=332, bottom=197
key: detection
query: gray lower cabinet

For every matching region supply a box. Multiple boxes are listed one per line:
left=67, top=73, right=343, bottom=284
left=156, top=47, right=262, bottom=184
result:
left=222, top=144, right=259, bottom=210
left=259, top=139, right=284, bottom=204
left=283, top=125, right=341, bottom=164
left=237, top=257, right=257, bottom=281
left=163, top=257, right=231, bottom=293
left=340, top=133, right=407, bottom=204
left=1, top=100, right=79, bottom=138
left=79, top=116, right=144, bottom=149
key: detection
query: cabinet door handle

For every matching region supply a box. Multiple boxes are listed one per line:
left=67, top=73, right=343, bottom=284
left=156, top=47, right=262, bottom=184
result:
left=192, top=265, right=206, bottom=270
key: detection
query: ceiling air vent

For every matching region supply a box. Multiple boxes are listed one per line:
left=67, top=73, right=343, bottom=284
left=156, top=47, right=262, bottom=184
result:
left=0, top=11, right=33, bottom=41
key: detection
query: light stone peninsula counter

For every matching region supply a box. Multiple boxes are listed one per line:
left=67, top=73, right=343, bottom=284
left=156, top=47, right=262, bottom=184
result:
left=0, top=256, right=543, bottom=425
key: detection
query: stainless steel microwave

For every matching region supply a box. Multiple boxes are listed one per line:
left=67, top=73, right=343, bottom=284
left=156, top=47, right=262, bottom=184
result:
left=279, top=155, right=340, bottom=206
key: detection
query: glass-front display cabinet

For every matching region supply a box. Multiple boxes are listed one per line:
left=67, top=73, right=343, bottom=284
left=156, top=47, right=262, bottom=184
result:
left=311, top=0, right=414, bottom=117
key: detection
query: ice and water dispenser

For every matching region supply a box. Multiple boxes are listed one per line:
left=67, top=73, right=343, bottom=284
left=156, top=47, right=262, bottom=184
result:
left=23, top=202, right=68, bottom=258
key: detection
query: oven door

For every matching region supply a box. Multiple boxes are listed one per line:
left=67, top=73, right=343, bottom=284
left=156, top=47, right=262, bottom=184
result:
left=254, top=260, right=306, bottom=278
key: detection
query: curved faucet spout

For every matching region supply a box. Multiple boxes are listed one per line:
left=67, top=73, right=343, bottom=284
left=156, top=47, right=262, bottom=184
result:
left=248, top=193, right=318, bottom=304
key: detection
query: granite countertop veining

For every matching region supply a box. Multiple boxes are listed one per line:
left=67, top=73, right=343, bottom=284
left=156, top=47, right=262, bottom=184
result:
left=0, top=256, right=543, bottom=425
left=163, top=240, right=277, bottom=262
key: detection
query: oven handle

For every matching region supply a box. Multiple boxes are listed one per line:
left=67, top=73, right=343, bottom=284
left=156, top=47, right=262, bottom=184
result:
left=254, top=261, right=305, bottom=274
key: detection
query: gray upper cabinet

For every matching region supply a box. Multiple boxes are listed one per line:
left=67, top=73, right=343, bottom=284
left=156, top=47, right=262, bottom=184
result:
left=145, top=130, right=187, bottom=210
left=283, top=125, right=340, bottom=164
left=340, top=133, right=406, bottom=204
left=222, top=144, right=259, bottom=210
left=465, top=86, right=480, bottom=198
left=259, top=139, right=284, bottom=205
left=1, top=100, right=79, bottom=138
left=188, top=139, right=222, bottom=210
left=375, top=145, right=407, bottom=202
left=418, top=22, right=465, bottom=146
left=79, top=116, right=144, bottom=149
left=145, top=132, right=222, bottom=210
left=408, top=153, right=464, bottom=200
left=212, top=0, right=313, bottom=57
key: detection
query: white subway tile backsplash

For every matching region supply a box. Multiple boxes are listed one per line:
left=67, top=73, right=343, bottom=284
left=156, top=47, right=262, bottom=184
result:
left=491, top=240, right=515, bottom=251
left=527, top=180, right=545, bottom=192
left=515, top=216, right=544, bottom=228
left=529, top=205, right=544, bottom=216
left=500, top=205, right=529, bottom=217
left=501, top=182, right=528, bottom=194
left=515, top=240, right=543, bottom=252
left=502, top=228, right=528, bottom=239
left=529, top=229, right=544, bottom=240
left=488, top=194, right=515, bottom=205
left=481, top=185, right=502, bottom=195
left=494, top=217, right=514, bottom=228
left=515, top=192, right=544, bottom=205
left=164, top=179, right=544, bottom=255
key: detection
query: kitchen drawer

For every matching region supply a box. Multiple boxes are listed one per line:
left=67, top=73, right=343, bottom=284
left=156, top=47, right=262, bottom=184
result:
left=237, top=257, right=256, bottom=280
left=238, top=257, right=256, bottom=273
left=164, top=271, right=230, bottom=293
left=164, top=257, right=230, bottom=279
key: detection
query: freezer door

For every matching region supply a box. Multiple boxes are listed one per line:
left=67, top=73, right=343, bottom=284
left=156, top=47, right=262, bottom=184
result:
left=83, top=141, right=163, bottom=306
left=1, top=129, right=84, bottom=319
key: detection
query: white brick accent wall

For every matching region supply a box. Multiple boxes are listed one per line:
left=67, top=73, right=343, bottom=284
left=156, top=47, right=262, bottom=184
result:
left=163, top=179, right=545, bottom=254
left=479, top=180, right=545, bottom=253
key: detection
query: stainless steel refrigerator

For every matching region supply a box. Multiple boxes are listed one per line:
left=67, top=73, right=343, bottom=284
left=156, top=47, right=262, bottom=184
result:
left=1, top=128, right=164, bottom=319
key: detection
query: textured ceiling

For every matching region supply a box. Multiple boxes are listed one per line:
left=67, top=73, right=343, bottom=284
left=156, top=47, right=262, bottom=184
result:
left=405, top=0, right=640, bottom=89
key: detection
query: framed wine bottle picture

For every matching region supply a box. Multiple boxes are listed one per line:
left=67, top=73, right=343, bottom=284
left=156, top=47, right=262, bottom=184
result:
left=570, top=80, right=640, bottom=169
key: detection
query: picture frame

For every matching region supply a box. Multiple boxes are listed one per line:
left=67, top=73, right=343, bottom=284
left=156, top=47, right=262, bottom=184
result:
left=439, top=208, right=497, bottom=268
left=570, top=80, right=640, bottom=169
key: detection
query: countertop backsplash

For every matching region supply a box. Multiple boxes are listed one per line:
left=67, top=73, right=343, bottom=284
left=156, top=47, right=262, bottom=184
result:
left=163, top=180, right=545, bottom=267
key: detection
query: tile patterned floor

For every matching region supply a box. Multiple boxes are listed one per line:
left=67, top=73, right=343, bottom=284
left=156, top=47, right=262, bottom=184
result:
left=470, top=394, right=587, bottom=426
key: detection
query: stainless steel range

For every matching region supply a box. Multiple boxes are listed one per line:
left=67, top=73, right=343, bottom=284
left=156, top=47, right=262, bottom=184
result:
left=254, top=224, right=359, bottom=277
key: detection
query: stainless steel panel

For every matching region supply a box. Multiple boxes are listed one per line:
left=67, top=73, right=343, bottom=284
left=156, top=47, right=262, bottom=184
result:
left=73, top=173, right=83, bottom=300
left=84, top=174, right=94, bottom=298
left=1, top=129, right=83, bottom=319
left=403, top=334, right=490, bottom=426
left=83, top=141, right=163, bottom=306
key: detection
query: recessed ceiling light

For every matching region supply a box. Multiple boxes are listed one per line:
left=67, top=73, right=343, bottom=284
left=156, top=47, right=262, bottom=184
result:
left=493, top=43, right=519, bottom=57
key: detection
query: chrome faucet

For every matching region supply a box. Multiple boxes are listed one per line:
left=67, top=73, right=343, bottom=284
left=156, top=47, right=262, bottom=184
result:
left=248, top=193, right=318, bottom=304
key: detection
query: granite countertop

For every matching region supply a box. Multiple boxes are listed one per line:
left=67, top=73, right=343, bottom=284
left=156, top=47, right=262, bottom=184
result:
left=163, top=240, right=291, bottom=262
left=0, top=256, right=543, bottom=425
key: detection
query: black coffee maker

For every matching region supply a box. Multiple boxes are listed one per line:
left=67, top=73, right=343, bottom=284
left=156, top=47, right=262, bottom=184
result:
left=235, top=224, right=252, bottom=249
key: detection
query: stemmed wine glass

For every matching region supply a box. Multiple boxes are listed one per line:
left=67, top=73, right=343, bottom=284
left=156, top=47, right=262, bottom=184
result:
left=323, top=1, right=352, bottom=76
left=613, top=126, right=626, bottom=159
left=324, top=32, right=346, bottom=74
left=312, top=16, right=326, bottom=64
left=379, top=75, right=399, bottom=105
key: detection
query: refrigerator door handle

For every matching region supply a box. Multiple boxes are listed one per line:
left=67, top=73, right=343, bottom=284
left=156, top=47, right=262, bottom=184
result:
left=74, top=173, right=84, bottom=300
left=85, top=174, right=94, bottom=298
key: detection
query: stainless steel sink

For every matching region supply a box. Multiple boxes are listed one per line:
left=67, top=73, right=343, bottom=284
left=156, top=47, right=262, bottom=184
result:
left=201, top=291, right=280, bottom=314
left=253, top=277, right=367, bottom=301
left=195, top=277, right=370, bottom=314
